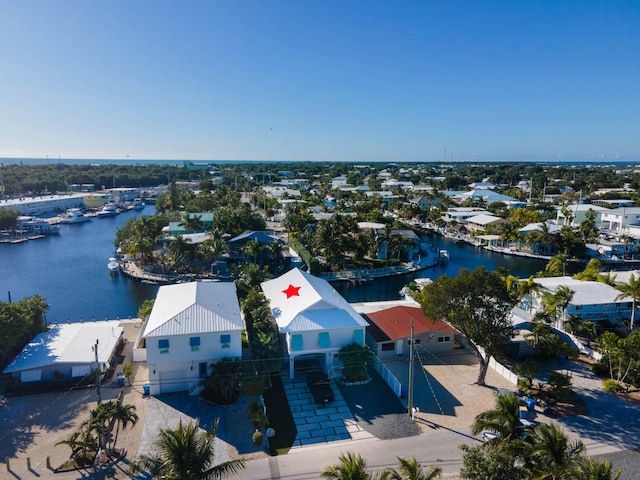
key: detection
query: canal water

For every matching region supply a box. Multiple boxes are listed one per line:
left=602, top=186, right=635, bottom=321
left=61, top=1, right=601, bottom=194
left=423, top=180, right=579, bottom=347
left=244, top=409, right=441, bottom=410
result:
left=1, top=205, right=159, bottom=324
left=1, top=209, right=548, bottom=324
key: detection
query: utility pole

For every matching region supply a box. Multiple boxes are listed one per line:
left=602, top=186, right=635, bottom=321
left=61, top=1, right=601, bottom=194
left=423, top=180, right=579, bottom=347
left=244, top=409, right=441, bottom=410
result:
left=94, top=339, right=102, bottom=404
left=408, top=320, right=414, bottom=418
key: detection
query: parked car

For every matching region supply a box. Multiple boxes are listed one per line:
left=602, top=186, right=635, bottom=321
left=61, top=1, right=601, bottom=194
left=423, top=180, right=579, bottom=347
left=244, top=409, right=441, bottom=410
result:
left=306, top=371, right=335, bottom=404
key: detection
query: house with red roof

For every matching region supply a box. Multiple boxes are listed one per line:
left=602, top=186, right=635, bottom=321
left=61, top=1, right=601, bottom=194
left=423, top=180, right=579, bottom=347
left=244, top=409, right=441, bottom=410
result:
left=354, top=303, right=457, bottom=357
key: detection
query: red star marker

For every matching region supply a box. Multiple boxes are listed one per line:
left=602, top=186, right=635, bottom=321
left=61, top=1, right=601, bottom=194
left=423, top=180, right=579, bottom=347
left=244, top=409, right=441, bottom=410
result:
left=282, top=284, right=301, bottom=299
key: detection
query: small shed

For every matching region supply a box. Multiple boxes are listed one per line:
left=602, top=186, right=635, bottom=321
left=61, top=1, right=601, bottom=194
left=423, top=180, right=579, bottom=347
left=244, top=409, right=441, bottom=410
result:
left=3, top=320, right=124, bottom=383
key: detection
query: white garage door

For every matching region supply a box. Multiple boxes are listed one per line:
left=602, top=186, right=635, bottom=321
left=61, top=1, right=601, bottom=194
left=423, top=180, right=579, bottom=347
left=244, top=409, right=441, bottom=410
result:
left=159, top=369, right=189, bottom=393
left=21, top=369, right=42, bottom=382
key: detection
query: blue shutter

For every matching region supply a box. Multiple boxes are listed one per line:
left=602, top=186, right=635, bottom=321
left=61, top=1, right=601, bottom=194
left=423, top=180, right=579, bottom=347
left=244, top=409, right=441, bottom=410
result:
left=291, top=334, right=303, bottom=351
left=352, top=329, right=364, bottom=345
left=318, top=331, right=330, bottom=348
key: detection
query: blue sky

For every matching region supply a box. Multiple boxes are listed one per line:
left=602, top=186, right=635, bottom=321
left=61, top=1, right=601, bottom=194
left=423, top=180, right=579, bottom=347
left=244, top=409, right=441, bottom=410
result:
left=0, top=1, right=638, bottom=162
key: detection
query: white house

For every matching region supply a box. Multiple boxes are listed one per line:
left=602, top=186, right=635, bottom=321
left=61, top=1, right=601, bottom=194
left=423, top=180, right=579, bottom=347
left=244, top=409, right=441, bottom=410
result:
left=528, top=277, right=632, bottom=328
left=442, top=207, right=490, bottom=225
left=465, top=213, right=505, bottom=233
left=601, top=207, right=640, bottom=234
left=139, top=281, right=244, bottom=395
left=3, top=320, right=124, bottom=383
left=260, top=268, right=369, bottom=380
left=556, top=204, right=608, bottom=227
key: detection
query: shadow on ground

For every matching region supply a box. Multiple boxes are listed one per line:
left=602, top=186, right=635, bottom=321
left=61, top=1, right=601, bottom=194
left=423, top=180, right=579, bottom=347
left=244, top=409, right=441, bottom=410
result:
left=336, top=369, right=420, bottom=440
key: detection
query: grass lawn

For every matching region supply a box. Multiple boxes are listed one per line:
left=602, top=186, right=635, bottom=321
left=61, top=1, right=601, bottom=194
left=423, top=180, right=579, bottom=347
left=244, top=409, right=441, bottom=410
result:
left=263, top=374, right=297, bottom=455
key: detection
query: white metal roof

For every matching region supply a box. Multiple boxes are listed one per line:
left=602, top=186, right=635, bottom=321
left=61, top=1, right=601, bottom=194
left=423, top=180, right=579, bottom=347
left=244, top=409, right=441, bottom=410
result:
left=533, top=276, right=631, bottom=305
left=466, top=213, right=504, bottom=225
left=142, top=281, right=243, bottom=338
left=3, top=320, right=123, bottom=374
left=261, top=268, right=369, bottom=333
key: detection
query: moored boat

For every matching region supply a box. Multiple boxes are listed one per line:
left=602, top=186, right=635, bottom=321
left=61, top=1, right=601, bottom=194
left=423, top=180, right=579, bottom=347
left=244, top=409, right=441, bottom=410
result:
left=97, top=203, right=118, bottom=217
left=59, top=208, right=91, bottom=224
left=108, top=257, right=119, bottom=271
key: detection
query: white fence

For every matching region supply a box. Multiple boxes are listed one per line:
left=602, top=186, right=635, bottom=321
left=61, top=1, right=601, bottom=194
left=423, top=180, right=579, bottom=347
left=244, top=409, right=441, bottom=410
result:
left=373, top=356, right=403, bottom=398
left=489, top=357, right=519, bottom=385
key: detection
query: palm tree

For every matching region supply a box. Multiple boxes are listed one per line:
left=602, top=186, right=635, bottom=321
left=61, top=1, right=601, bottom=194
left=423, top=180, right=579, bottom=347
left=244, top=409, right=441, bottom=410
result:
left=380, top=456, right=442, bottom=480
left=109, top=401, right=138, bottom=452
left=471, top=393, right=526, bottom=443
left=135, top=419, right=245, bottom=480
left=552, top=286, right=574, bottom=329
left=242, top=238, right=266, bottom=264
left=321, top=451, right=372, bottom=480
left=614, top=273, right=640, bottom=330
left=517, top=276, right=540, bottom=312
left=577, top=457, right=621, bottom=480
left=267, top=240, right=282, bottom=274
left=544, top=253, right=568, bottom=277
left=527, top=423, right=584, bottom=480
left=578, top=320, right=598, bottom=346
left=205, top=358, right=241, bottom=405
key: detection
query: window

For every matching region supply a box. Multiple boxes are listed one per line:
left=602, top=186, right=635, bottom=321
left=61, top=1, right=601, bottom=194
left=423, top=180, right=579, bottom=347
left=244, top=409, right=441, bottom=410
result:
left=318, top=331, right=330, bottom=348
left=291, top=334, right=303, bottom=351
left=220, top=334, right=231, bottom=348
left=190, top=337, right=201, bottom=352
left=438, top=336, right=450, bottom=343
left=575, top=305, right=583, bottom=311
left=158, top=339, right=169, bottom=354
left=381, top=342, right=395, bottom=352
left=408, top=338, right=421, bottom=345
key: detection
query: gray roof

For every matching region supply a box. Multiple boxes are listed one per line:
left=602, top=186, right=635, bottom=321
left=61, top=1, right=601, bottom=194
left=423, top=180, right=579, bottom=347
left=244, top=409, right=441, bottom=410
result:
left=533, top=276, right=631, bottom=306
left=3, top=320, right=123, bottom=373
left=142, top=281, right=243, bottom=338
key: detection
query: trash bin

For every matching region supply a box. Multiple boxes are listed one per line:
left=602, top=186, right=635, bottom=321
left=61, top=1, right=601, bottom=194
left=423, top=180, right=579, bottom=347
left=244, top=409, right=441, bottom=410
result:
left=526, top=398, right=536, bottom=411
left=519, top=406, right=527, bottom=419
left=117, top=372, right=125, bottom=387
left=143, top=383, right=150, bottom=396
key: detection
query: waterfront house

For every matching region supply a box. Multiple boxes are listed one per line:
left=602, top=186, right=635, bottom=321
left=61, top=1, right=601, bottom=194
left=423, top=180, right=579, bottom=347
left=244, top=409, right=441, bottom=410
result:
left=260, top=268, right=369, bottom=380
left=556, top=204, right=608, bottom=227
left=465, top=213, right=505, bottom=233
left=600, top=207, right=640, bottom=235
left=226, top=231, right=279, bottom=262
left=351, top=301, right=456, bottom=357
left=138, top=281, right=244, bottom=395
left=3, top=320, right=124, bottom=384
left=526, top=276, right=633, bottom=328
left=441, top=207, right=490, bottom=225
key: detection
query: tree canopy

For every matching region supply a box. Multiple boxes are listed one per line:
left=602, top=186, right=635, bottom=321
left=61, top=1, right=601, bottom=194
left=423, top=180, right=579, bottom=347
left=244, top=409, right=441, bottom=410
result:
left=414, top=267, right=516, bottom=385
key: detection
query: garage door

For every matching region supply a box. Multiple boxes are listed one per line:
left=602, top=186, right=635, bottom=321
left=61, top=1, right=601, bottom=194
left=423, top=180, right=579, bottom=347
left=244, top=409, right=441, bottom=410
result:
left=159, top=369, right=189, bottom=393
left=21, top=369, right=42, bottom=382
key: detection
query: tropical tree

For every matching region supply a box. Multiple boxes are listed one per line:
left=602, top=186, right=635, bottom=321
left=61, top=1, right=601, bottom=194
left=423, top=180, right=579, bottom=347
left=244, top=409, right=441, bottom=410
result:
left=415, top=267, right=515, bottom=385
left=338, top=343, right=374, bottom=382
left=267, top=240, right=283, bottom=274
left=235, top=263, right=271, bottom=294
left=544, top=253, right=568, bottom=277
left=526, top=423, right=584, bottom=480
left=204, top=358, right=242, bottom=405
left=109, top=401, right=139, bottom=451
left=380, top=456, right=442, bottom=480
left=614, top=273, right=640, bottom=330
left=459, top=443, right=526, bottom=480
left=516, top=276, right=540, bottom=312
left=135, top=419, right=246, bottom=480
left=577, top=457, right=622, bottom=480
left=243, top=238, right=266, bottom=264
left=321, top=451, right=372, bottom=480
left=470, top=393, right=530, bottom=445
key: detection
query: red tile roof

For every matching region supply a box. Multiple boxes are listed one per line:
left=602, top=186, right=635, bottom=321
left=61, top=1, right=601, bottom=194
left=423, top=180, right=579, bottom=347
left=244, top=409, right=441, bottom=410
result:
left=366, top=306, right=456, bottom=341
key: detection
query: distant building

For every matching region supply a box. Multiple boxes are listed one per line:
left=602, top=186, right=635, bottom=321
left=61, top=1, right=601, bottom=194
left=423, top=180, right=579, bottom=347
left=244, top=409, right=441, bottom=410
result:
left=0, top=194, right=86, bottom=216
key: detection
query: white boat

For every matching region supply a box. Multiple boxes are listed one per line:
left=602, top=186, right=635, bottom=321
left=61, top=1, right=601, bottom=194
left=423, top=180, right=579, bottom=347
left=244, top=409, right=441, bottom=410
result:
left=97, top=203, right=118, bottom=217
left=438, top=249, right=449, bottom=263
left=108, top=257, right=119, bottom=271
left=132, top=198, right=144, bottom=210
left=59, top=208, right=91, bottom=224
left=17, top=216, right=61, bottom=236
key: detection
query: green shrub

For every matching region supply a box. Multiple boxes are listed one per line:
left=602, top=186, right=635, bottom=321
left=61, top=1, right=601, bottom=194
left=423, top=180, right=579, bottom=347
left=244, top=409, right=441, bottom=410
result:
left=603, top=379, right=624, bottom=392
left=252, top=429, right=264, bottom=446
